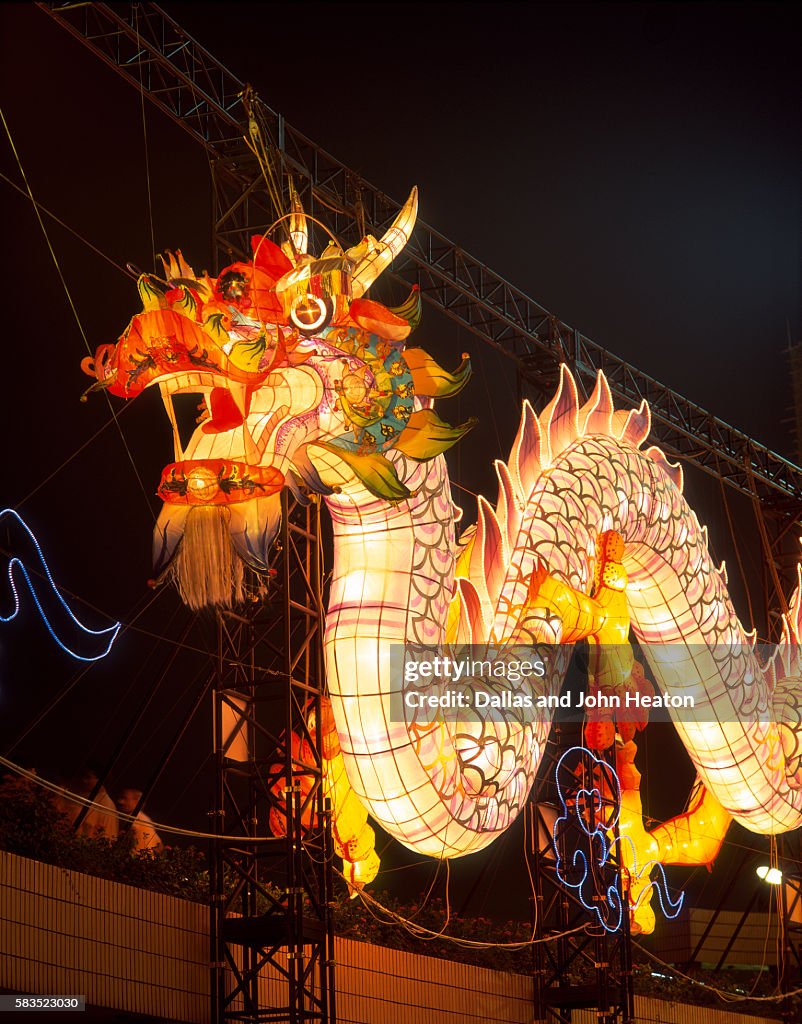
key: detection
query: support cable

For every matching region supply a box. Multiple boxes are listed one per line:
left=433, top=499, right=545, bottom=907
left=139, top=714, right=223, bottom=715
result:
left=715, top=451, right=757, bottom=632
left=0, top=104, right=154, bottom=520
left=0, top=169, right=134, bottom=278
left=3, top=583, right=165, bottom=755
left=12, top=401, right=137, bottom=510
left=133, top=3, right=157, bottom=270
left=634, top=942, right=802, bottom=1004
left=241, top=85, right=286, bottom=226
left=745, top=455, right=790, bottom=619
left=72, top=613, right=199, bottom=830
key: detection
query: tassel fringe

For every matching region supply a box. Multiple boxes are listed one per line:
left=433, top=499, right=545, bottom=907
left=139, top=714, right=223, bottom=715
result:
left=171, top=506, right=245, bottom=610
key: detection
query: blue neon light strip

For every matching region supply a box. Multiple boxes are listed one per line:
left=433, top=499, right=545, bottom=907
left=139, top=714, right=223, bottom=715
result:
left=552, top=744, right=684, bottom=933
left=1, top=508, right=121, bottom=661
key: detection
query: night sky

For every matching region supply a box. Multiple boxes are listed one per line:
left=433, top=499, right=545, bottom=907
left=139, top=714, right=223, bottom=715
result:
left=0, top=2, right=799, bottom=921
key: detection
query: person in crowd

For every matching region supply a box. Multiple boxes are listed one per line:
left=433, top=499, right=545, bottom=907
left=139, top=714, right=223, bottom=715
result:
left=53, top=768, right=119, bottom=839
left=116, top=787, right=162, bottom=852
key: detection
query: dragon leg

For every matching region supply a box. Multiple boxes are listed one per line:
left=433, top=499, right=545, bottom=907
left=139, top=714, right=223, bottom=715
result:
left=532, top=530, right=732, bottom=933
left=267, top=699, right=381, bottom=894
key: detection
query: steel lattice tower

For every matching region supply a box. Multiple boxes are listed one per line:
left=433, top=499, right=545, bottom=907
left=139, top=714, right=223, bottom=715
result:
left=209, top=495, right=334, bottom=1024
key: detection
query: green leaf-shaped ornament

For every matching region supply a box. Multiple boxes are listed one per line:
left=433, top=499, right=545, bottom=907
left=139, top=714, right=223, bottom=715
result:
left=394, top=409, right=477, bottom=461
left=403, top=349, right=472, bottom=398
left=313, top=444, right=411, bottom=501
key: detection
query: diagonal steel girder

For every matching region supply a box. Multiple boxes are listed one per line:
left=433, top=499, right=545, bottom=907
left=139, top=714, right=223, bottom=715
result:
left=38, top=1, right=802, bottom=510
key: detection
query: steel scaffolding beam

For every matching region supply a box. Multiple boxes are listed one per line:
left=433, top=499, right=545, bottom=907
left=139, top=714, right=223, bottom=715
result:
left=779, top=833, right=802, bottom=1002
left=37, top=0, right=802, bottom=511
left=210, top=495, right=334, bottom=1024
left=529, top=728, right=635, bottom=1024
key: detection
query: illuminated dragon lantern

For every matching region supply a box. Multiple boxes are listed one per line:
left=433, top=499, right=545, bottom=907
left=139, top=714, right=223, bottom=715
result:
left=84, top=187, right=802, bottom=933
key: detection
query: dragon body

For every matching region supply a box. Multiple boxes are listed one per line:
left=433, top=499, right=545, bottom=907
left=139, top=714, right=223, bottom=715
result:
left=322, top=370, right=802, bottom=854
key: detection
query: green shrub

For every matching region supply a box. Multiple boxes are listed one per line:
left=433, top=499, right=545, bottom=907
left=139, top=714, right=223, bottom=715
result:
left=0, top=774, right=209, bottom=902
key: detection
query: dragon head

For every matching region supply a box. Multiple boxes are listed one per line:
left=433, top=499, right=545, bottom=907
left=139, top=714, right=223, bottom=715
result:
left=82, top=188, right=473, bottom=608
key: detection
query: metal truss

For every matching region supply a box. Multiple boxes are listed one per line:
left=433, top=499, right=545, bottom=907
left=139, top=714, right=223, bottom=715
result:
left=38, top=1, right=802, bottom=512
left=681, top=834, right=802, bottom=1009
left=528, top=726, right=635, bottom=1024
left=210, top=494, right=334, bottom=1024
left=780, top=833, right=802, bottom=998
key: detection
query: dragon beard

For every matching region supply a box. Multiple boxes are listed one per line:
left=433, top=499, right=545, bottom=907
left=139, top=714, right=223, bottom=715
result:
left=169, top=506, right=245, bottom=611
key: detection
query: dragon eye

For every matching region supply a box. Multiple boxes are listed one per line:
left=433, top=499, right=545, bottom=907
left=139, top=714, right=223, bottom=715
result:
left=218, top=270, right=249, bottom=303
left=290, top=294, right=333, bottom=334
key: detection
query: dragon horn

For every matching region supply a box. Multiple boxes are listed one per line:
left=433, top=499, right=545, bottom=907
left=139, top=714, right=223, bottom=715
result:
left=289, top=189, right=308, bottom=256
left=350, top=186, right=418, bottom=297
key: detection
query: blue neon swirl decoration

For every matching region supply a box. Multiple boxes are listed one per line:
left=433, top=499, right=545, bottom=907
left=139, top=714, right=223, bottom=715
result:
left=552, top=745, right=684, bottom=933
left=1, top=508, right=121, bottom=662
